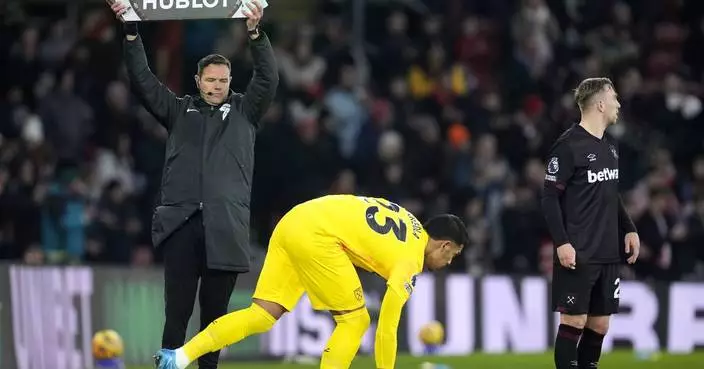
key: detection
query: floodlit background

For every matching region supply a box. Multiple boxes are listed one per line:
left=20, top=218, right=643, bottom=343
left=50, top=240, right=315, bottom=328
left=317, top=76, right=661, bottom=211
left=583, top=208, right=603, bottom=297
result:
left=0, top=0, right=703, bottom=368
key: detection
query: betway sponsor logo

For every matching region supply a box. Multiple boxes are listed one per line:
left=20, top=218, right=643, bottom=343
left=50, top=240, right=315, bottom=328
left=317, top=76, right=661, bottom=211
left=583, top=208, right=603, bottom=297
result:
left=588, top=168, right=618, bottom=183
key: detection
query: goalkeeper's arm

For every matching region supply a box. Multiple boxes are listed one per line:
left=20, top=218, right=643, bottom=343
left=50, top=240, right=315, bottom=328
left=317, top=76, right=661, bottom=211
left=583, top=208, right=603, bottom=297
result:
left=375, top=286, right=406, bottom=369
left=375, top=264, right=416, bottom=369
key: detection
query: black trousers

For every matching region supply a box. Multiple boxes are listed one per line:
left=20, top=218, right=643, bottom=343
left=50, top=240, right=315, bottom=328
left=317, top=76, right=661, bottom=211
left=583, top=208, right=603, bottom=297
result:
left=161, top=211, right=238, bottom=369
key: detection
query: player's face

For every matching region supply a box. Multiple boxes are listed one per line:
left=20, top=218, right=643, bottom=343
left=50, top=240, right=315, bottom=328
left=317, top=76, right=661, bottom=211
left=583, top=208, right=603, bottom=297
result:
left=603, top=85, right=621, bottom=125
left=426, top=241, right=463, bottom=271
left=196, top=64, right=231, bottom=105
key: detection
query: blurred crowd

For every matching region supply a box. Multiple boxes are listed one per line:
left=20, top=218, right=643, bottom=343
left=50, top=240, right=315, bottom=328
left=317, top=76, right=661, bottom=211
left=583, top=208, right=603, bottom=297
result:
left=0, top=0, right=703, bottom=282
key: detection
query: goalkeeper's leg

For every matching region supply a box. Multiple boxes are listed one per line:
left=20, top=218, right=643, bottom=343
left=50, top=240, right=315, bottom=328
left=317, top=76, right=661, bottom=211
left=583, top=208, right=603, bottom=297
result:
left=173, top=299, right=284, bottom=369
left=319, top=307, right=371, bottom=369
left=288, top=233, right=370, bottom=369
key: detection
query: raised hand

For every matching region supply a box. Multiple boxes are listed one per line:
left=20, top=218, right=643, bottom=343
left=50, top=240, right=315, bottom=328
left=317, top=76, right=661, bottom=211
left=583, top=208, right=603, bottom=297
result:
left=106, top=0, right=129, bottom=22
left=242, top=0, right=263, bottom=31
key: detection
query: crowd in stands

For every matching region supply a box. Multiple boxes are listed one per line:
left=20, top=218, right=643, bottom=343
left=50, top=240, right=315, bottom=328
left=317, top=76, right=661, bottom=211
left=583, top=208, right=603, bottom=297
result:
left=0, top=0, right=703, bottom=282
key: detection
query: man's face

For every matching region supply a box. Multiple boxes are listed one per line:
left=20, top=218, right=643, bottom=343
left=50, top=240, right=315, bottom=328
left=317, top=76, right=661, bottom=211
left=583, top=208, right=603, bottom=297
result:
left=600, top=85, right=621, bottom=125
left=197, top=64, right=231, bottom=105
left=425, top=240, right=463, bottom=271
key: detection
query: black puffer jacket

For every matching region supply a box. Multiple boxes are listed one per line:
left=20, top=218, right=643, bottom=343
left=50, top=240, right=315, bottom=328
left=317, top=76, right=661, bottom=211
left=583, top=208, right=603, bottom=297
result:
left=124, top=31, right=278, bottom=272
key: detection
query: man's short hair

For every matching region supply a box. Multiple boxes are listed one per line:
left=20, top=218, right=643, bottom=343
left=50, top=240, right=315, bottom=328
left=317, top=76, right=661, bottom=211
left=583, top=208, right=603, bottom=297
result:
left=197, top=54, right=231, bottom=76
left=574, top=77, right=614, bottom=110
left=423, top=214, right=469, bottom=248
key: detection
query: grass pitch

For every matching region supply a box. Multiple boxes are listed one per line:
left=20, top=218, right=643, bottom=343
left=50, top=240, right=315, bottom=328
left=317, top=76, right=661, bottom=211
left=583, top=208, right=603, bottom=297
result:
left=131, top=351, right=704, bottom=368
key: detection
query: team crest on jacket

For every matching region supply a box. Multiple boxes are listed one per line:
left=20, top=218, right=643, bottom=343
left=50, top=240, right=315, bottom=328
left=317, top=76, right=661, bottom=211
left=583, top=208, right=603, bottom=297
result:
left=547, top=157, right=559, bottom=174
left=220, top=103, right=231, bottom=121
left=609, top=145, right=618, bottom=159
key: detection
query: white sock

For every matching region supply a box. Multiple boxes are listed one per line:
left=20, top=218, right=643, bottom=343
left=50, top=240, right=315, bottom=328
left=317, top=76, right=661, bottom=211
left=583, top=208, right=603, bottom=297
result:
left=174, top=348, right=191, bottom=369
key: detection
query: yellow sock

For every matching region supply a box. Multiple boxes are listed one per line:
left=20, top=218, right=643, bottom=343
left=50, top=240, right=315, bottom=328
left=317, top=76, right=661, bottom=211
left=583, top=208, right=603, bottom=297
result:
left=181, top=303, right=276, bottom=365
left=320, top=308, right=371, bottom=369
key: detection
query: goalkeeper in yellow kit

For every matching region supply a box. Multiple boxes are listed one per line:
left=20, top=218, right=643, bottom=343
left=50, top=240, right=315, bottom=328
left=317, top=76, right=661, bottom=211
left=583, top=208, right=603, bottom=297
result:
left=154, top=194, right=468, bottom=369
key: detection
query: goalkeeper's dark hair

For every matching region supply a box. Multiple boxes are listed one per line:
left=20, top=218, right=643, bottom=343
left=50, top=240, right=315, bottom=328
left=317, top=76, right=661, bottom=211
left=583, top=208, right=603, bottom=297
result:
left=423, top=214, right=469, bottom=248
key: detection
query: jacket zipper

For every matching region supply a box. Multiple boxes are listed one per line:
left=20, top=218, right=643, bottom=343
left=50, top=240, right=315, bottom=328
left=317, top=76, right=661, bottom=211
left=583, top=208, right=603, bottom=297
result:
left=199, top=108, right=208, bottom=211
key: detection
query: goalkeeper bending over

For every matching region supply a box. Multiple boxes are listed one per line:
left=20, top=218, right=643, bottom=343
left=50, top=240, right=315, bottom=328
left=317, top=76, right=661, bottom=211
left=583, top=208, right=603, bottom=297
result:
left=154, top=194, right=468, bottom=369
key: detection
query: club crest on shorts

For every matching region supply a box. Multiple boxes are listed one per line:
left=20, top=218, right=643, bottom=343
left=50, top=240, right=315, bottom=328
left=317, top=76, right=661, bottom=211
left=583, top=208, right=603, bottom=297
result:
left=547, top=157, right=559, bottom=174
left=354, top=287, right=363, bottom=302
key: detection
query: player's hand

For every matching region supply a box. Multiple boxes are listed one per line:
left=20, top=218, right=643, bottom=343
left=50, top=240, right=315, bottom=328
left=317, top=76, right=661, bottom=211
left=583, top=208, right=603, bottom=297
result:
left=624, top=232, right=640, bottom=264
left=556, top=243, right=576, bottom=270
left=106, top=0, right=129, bottom=22
left=242, top=0, right=263, bottom=31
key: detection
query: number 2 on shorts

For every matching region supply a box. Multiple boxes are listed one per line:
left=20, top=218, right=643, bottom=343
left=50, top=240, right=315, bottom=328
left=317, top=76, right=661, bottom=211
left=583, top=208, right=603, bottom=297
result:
left=613, top=277, right=621, bottom=299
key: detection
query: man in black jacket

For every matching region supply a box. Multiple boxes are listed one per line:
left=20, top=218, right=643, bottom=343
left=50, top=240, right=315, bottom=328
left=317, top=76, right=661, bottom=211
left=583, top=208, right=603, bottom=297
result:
left=108, top=1, right=278, bottom=368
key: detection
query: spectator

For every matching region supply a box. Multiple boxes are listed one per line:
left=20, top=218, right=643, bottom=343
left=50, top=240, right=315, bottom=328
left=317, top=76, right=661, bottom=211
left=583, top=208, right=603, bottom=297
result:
left=0, top=0, right=702, bottom=281
left=38, top=69, right=93, bottom=164
left=87, top=180, right=141, bottom=264
left=41, top=168, right=89, bottom=264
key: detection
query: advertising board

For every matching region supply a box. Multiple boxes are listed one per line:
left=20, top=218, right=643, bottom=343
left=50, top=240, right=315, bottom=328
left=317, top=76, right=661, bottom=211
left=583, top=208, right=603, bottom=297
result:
left=0, top=265, right=702, bottom=369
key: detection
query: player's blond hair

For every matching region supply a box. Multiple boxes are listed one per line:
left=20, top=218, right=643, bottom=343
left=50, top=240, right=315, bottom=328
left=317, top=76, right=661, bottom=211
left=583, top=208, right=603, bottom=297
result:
left=574, top=78, right=614, bottom=111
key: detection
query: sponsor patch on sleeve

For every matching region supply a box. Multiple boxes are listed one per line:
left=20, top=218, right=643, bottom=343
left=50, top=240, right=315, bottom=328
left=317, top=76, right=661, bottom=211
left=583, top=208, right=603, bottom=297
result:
left=547, top=157, right=559, bottom=174
left=404, top=274, right=418, bottom=295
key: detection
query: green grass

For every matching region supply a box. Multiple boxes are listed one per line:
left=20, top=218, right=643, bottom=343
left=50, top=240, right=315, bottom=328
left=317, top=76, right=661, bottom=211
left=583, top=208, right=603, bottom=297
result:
left=130, top=351, right=704, bottom=368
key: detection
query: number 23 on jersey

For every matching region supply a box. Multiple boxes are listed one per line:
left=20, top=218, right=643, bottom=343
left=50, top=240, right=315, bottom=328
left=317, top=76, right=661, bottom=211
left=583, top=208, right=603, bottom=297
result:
left=358, top=196, right=407, bottom=242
